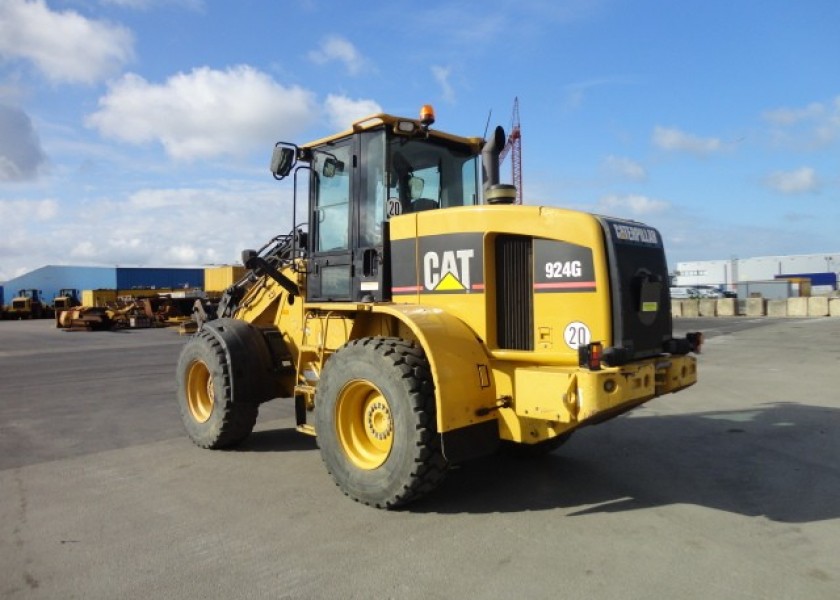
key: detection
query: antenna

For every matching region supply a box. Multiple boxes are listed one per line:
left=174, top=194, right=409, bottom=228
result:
left=482, top=109, right=492, bottom=139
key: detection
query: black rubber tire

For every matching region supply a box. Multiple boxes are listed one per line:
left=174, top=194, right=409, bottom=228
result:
left=500, top=431, right=574, bottom=458
left=315, top=337, right=447, bottom=509
left=176, top=329, right=258, bottom=449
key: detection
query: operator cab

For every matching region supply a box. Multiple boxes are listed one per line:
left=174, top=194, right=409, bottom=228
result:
left=272, top=108, right=483, bottom=303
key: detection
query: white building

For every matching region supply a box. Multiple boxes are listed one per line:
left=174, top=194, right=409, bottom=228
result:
left=675, top=253, right=840, bottom=295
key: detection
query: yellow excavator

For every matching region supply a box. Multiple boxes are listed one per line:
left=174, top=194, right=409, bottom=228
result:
left=176, top=106, right=700, bottom=508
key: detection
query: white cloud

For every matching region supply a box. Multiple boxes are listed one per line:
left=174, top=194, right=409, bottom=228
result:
left=603, top=155, right=646, bottom=181
left=762, top=96, right=840, bottom=148
left=598, top=194, right=670, bottom=216
left=562, top=77, right=637, bottom=111
left=0, top=0, right=133, bottom=84
left=86, top=66, right=318, bottom=160
left=0, top=104, right=47, bottom=181
left=100, top=0, right=204, bottom=9
left=764, top=167, right=820, bottom=195
left=324, top=94, right=382, bottom=131
left=762, top=102, right=826, bottom=126
left=0, top=198, right=58, bottom=224
left=431, top=65, right=455, bottom=103
left=308, top=35, right=367, bottom=76
left=0, top=198, right=59, bottom=279
left=652, top=126, right=722, bottom=155
left=1, top=183, right=293, bottom=279
left=70, top=240, right=97, bottom=260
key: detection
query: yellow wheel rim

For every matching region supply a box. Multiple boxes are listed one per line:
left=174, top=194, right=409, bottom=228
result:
left=185, top=360, right=214, bottom=423
left=335, top=380, right=393, bottom=470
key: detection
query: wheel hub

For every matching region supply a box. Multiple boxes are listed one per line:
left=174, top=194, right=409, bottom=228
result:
left=185, top=360, right=214, bottom=424
left=336, top=380, right=394, bottom=470
left=366, top=401, right=392, bottom=441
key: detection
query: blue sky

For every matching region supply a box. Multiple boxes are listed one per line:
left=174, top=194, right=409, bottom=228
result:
left=1, top=0, right=838, bottom=281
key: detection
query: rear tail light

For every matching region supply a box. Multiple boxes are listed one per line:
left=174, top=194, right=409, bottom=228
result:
left=579, top=341, right=603, bottom=370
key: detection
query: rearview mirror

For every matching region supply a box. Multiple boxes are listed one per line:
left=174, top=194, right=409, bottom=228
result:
left=322, top=157, right=345, bottom=178
left=270, top=146, right=295, bottom=179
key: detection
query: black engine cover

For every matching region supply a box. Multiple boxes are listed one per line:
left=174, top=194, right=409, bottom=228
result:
left=598, top=217, right=673, bottom=361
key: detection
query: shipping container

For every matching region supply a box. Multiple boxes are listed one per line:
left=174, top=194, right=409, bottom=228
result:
left=204, top=266, right=247, bottom=292
left=82, top=289, right=118, bottom=306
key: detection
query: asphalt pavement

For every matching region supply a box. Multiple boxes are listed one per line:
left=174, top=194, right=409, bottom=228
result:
left=1, top=316, right=839, bottom=599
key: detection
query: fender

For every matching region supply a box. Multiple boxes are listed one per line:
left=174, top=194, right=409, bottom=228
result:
left=370, top=304, right=500, bottom=462
left=201, top=318, right=290, bottom=404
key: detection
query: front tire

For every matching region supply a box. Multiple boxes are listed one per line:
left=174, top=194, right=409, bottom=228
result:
left=176, top=329, right=258, bottom=449
left=316, top=337, right=447, bottom=508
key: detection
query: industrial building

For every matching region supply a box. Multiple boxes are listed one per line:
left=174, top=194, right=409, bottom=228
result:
left=674, top=252, right=840, bottom=298
left=1, top=266, right=205, bottom=307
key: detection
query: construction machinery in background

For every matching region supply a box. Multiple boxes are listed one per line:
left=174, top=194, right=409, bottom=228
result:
left=52, top=288, right=81, bottom=310
left=4, top=289, right=47, bottom=319
left=175, top=105, right=701, bottom=509
left=55, top=293, right=198, bottom=331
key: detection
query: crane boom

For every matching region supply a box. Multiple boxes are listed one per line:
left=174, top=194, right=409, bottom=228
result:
left=497, top=97, right=522, bottom=204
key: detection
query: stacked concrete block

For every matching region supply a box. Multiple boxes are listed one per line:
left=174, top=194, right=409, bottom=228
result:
left=746, top=298, right=767, bottom=316
left=767, top=299, right=788, bottom=317
left=699, top=298, right=717, bottom=317
left=681, top=299, right=700, bottom=317
left=807, top=296, right=829, bottom=317
left=671, top=300, right=683, bottom=318
left=717, top=298, right=736, bottom=316
left=668, top=295, right=839, bottom=317
left=786, top=297, right=808, bottom=317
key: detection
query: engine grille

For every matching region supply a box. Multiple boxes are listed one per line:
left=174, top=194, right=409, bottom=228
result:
left=495, top=235, right=533, bottom=350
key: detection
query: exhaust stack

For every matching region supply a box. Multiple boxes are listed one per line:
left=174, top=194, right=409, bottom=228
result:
left=481, top=125, right=517, bottom=204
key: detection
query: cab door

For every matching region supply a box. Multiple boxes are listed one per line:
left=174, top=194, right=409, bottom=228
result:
left=307, top=132, right=389, bottom=302
left=352, top=130, right=388, bottom=302
left=307, top=139, right=354, bottom=301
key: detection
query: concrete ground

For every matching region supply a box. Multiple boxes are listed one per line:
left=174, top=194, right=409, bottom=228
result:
left=1, top=317, right=839, bottom=599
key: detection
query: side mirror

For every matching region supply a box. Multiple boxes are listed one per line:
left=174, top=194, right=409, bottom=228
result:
left=241, top=249, right=258, bottom=269
left=270, top=146, right=296, bottom=179
left=322, top=157, right=345, bottom=178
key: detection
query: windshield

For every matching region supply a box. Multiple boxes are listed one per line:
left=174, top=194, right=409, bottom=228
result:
left=386, top=135, right=479, bottom=217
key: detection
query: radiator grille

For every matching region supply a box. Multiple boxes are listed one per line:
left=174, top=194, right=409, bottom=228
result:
left=495, top=235, right=533, bottom=350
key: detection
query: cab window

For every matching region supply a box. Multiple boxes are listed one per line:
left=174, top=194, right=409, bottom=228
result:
left=313, top=143, right=351, bottom=252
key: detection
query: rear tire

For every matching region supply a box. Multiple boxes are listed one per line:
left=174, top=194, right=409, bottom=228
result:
left=176, top=329, right=258, bottom=448
left=315, top=337, right=447, bottom=508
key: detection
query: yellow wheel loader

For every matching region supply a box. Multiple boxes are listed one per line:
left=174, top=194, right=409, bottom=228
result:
left=6, top=289, right=46, bottom=319
left=176, top=106, right=701, bottom=508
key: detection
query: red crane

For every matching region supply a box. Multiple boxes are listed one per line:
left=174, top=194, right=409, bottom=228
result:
left=498, top=97, right=522, bottom=204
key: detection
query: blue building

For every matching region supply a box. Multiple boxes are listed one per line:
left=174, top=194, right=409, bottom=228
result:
left=116, top=267, right=204, bottom=290
left=1, top=266, right=205, bottom=306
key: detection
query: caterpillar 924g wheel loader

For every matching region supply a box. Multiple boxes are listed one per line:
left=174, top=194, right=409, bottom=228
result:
left=176, top=105, right=701, bottom=509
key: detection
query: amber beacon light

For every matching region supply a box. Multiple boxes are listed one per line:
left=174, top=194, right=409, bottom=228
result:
left=419, top=104, right=435, bottom=128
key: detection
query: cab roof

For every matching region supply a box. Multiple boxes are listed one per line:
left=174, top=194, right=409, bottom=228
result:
left=301, top=113, right=485, bottom=154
